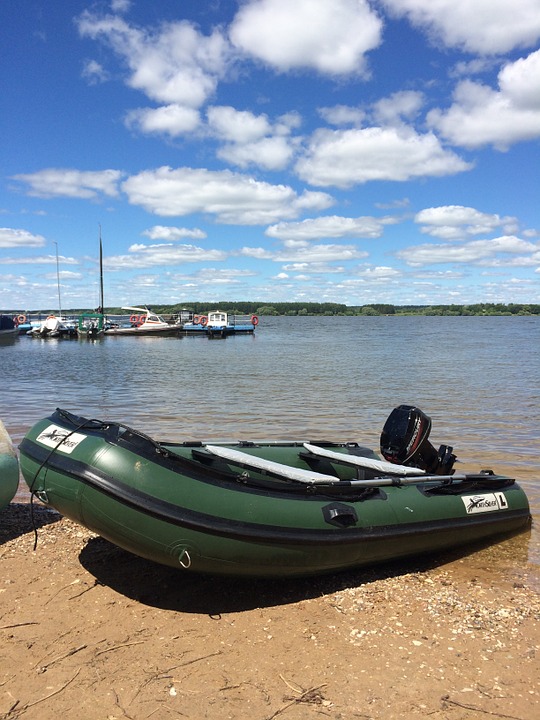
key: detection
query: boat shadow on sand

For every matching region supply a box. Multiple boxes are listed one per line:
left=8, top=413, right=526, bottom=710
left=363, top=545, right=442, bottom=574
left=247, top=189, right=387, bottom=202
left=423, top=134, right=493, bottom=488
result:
left=77, top=529, right=531, bottom=615
left=0, top=502, right=61, bottom=546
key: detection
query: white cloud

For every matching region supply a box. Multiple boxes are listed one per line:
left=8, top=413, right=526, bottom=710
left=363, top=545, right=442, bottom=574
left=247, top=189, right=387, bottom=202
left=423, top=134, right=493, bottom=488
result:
left=207, top=106, right=300, bottom=170
left=13, top=169, right=123, bottom=199
left=375, top=198, right=410, bottom=210
left=266, top=215, right=396, bottom=241
left=498, top=50, right=540, bottom=110
left=318, top=91, right=425, bottom=136
left=126, top=105, right=201, bottom=136
left=295, top=126, right=472, bottom=187
left=207, top=106, right=272, bottom=143
left=122, top=166, right=334, bottom=224
left=397, top=235, right=539, bottom=266
left=217, top=136, right=296, bottom=171
left=354, top=265, right=403, bottom=279
left=82, top=59, right=109, bottom=84
left=142, top=226, right=207, bottom=241
left=415, top=205, right=519, bottom=239
left=428, top=50, right=540, bottom=149
left=77, top=12, right=230, bottom=107
left=111, top=0, right=131, bottom=13
left=281, top=262, right=345, bottom=274
left=229, top=0, right=382, bottom=75
left=274, top=242, right=368, bottom=263
left=0, top=254, right=78, bottom=266
left=176, top=268, right=257, bottom=285
left=381, top=0, right=540, bottom=54
left=53, top=270, right=83, bottom=280
left=372, top=91, right=424, bottom=125
left=239, top=246, right=275, bottom=260
left=106, top=243, right=227, bottom=271
left=0, top=228, right=46, bottom=248
left=318, top=105, right=366, bottom=127
left=449, top=58, right=498, bottom=79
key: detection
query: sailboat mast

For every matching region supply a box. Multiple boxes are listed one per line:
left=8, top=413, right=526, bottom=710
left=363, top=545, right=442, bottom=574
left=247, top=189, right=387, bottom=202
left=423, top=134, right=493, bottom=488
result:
left=99, top=225, right=104, bottom=313
left=53, top=241, right=62, bottom=316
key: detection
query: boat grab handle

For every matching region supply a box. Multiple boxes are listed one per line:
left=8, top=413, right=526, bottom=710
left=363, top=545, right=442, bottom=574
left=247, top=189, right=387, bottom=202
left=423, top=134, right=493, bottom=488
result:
left=179, top=548, right=192, bottom=569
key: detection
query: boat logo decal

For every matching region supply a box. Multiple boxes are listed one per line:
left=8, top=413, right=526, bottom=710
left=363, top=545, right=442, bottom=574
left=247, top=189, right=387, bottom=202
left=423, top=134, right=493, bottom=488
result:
left=36, top=424, right=87, bottom=454
left=461, top=492, right=509, bottom=514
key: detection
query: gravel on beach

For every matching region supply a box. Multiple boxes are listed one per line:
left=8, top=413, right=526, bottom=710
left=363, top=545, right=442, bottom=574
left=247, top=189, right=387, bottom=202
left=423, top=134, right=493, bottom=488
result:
left=1, top=503, right=539, bottom=720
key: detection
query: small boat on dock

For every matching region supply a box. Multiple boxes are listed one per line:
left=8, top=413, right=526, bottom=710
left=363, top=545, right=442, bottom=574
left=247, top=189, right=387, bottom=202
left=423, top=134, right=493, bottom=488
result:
left=19, top=405, right=531, bottom=577
left=182, top=310, right=258, bottom=337
left=27, top=315, right=77, bottom=338
left=104, top=307, right=182, bottom=336
left=12, top=315, right=40, bottom=335
left=28, top=243, right=77, bottom=338
left=0, top=315, right=19, bottom=340
left=77, top=312, right=105, bottom=339
left=0, top=420, right=19, bottom=511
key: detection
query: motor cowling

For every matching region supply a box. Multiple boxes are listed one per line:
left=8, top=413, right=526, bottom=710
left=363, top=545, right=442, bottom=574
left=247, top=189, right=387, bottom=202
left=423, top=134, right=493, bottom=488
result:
left=380, top=404, right=456, bottom=475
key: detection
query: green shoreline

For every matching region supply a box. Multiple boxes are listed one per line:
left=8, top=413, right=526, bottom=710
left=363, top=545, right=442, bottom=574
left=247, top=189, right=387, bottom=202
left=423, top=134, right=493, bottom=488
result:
left=5, top=302, right=540, bottom=317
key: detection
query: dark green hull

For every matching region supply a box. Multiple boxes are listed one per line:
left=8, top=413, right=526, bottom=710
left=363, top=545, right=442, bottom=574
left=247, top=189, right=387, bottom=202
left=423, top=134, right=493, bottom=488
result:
left=0, top=454, right=19, bottom=511
left=1, top=421, right=19, bottom=511
left=19, top=410, right=531, bottom=577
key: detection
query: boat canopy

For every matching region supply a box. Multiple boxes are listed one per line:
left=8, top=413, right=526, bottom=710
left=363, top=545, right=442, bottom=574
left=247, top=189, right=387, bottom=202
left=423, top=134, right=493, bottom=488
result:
left=207, top=311, right=228, bottom=327
left=122, top=306, right=166, bottom=324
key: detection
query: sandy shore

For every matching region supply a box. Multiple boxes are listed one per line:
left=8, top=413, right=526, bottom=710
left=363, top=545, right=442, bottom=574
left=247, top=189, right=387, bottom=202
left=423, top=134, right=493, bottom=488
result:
left=1, top=503, right=539, bottom=720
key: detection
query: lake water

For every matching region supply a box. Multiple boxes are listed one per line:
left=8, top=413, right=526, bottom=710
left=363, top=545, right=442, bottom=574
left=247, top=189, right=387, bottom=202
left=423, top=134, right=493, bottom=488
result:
left=2, top=315, right=539, bottom=579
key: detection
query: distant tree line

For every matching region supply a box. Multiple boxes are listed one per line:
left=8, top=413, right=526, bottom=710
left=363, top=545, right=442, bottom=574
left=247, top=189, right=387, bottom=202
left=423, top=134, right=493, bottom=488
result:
left=110, top=302, right=540, bottom=317
left=12, top=302, right=540, bottom=317
left=391, top=303, right=540, bottom=316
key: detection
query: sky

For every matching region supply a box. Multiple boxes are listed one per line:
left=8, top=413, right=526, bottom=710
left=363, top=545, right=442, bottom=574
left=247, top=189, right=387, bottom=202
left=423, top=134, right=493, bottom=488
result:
left=1, top=0, right=540, bottom=311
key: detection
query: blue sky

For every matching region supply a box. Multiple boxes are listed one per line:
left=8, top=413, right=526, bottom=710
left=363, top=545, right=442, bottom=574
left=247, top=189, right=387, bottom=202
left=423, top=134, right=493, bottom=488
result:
left=1, top=0, right=540, bottom=311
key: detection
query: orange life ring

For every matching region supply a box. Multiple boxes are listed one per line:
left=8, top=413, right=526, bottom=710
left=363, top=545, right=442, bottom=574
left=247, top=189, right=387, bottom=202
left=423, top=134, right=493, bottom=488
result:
left=200, top=315, right=208, bottom=326
left=193, top=315, right=200, bottom=325
left=130, top=314, right=139, bottom=324
left=251, top=315, right=259, bottom=326
left=139, top=315, right=147, bottom=324
left=17, top=314, right=27, bottom=324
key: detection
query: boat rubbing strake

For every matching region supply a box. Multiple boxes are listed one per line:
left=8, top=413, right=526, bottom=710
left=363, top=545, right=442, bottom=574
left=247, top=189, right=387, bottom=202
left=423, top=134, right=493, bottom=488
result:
left=18, top=405, right=531, bottom=577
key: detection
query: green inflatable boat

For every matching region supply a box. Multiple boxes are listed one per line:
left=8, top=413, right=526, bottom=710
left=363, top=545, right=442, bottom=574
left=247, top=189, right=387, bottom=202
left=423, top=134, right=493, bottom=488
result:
left=19, top=405, right=531, bottom=577
left=1, top=419, right=19, bottom=511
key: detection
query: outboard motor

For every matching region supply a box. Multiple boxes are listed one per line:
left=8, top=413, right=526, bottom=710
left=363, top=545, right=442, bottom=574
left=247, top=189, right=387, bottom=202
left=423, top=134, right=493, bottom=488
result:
left=380, top=405, right=456, bottom=475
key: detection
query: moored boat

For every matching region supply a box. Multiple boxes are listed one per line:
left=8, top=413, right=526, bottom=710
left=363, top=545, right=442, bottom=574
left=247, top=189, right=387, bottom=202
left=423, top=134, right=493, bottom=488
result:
left=13, top=314, right=40, bottom=335
left=77, top=312, right=105, bottom=338
left=182, top=310, right=258, bottom=337
left=104, top=306, right=182, bottom=336
left=0, top=420, right=19, bottom=511
left=27, top=314, right=77, bottom=338
left=78, top=228, right=106, bottom=339
left=0, top=315, right=19, bottom=340
left=18, top=405, right=531, bottom=577
left=28, top=243, right=77, bottom=338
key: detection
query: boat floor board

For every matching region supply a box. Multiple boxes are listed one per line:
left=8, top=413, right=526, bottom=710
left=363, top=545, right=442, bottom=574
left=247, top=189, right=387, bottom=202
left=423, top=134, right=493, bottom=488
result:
left=302, top=443, right=424, bottom=476
left=203, top=444, right=339, bottom=484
